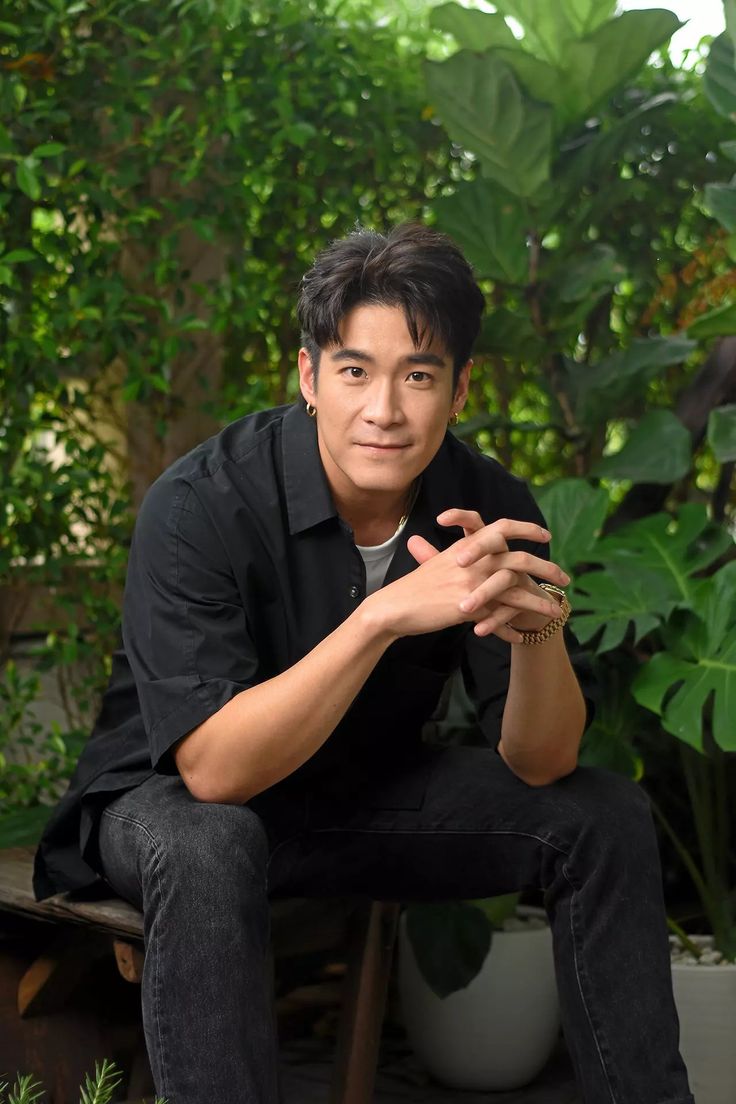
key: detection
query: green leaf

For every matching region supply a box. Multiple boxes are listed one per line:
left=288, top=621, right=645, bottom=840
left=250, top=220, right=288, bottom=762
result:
left=562, top=10, right=682, bottom=118
left=720, top=139, right=736, bottom=163
left=15, top=160, right=41, bottom=201
left=424, top=52, right=553, bottom=198
left=726, top=0, right=736, bottom=55
left=433, top=179, right=530, bottom=284
left=1, top=249, right=36, bottom=264
left=32, top=141, right=66, bottom=158
left=688, top=300, right=736, bottom=339
left=573, top=335, right=696, bottom=423
left=556, top=243, right=625, bottom=303
left=0, top=21, right=20, bottom=36
left=532, top=478, right=609, bottom=576
left=707, top=404, right=736, bottom=462
left=486, top=48, right=562, bottom=111
left=405, top=901, right=491, bottom=998
left=592, top=504, right=731, bottom=606
left=491, top=0, right=578, bottom=63
left=430, top=3, right=518, bottom=51
left=0, top=805, right=52, bottom=848
left=704, top=33, right=736, bottom=121
left=570, top=567, right=674, bottom=653
left=469, top=893, right=520, bottom=927
left=632, top=568, right=736, bottom=753
left=591, top=410, right=691, bottom=484
left=578, top=724, right=643, bottom=779
left=703, top=181, right=736, bottom=232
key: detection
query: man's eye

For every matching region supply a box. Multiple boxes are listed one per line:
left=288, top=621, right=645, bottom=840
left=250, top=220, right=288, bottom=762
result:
left=343, top=366, right=366, bottom=379
left=408, top=371, right=431, bottom=383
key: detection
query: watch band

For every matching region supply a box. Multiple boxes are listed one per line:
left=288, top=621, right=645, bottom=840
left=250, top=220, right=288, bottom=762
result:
left=514, top=583, right=571, bottom=645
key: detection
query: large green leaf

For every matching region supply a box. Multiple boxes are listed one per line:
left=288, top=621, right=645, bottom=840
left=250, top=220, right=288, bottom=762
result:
left=559, top=0, right=617, bottom=36
left=476, top=307, right=543, bottom=359
left=707, top=404, right=736, bottom=462
left=0, top=805, right=52, bottom=848
left=532, top=477, right=609, bottom=576
left=405, top=901, right=491, bottom=998
left=424, top=52, right=553, bottom=197
left=703, top=181, right=736, bottom=232
left=728, top=0, right=736, bottom=51
left=563, top=11, right=682, bottom=118
left=430, top=4, right=518, bottom=51
left=487, top=48, right=562, bottom=111
left=688, top=299, right=736, bottom=338
left=433, top=179, right=530, bottom=285
left=591, top=410, right=691, bottom=483
left=556, top=244, right=625, bottom=303
left=592, top=504, right=732, bottom=605
left=490, top=0, right=578, bottom=63
left=573, top=335, right=696, bottom=424
left=570, top=566, right=675, bottom=652
left=632, top=564, right=736, bottom=752
left=704, top=33, right=736, bottom=121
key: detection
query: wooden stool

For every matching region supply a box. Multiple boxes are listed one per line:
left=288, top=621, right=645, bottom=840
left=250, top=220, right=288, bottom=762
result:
left=0, top=847, right=399, bottom=1103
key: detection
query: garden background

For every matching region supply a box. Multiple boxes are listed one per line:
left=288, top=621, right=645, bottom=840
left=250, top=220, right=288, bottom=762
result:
left=1, top=0, right=735, bottom=968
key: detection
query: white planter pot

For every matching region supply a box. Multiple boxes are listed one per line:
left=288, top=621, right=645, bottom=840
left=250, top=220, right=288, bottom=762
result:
left=670, top=936, right=736, bottom=1104
left=398, top=905, right=561, bottom=1091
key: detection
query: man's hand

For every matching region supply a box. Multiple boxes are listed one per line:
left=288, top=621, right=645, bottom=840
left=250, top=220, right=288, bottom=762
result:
left=436, top=509, right=569, bottom=642
left=364, top=511, right=568, bottom=644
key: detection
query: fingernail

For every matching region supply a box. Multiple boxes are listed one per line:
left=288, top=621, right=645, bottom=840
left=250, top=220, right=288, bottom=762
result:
left=561, top=572, right=570, bottom=585
left=460, top=598, right=473, bottom=612
left=456, top=554, right=469, bottom=566
left=542, top=528, right=551, bottom=538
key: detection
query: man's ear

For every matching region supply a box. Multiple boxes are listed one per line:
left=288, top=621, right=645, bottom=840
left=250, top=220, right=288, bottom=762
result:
left=452, top=359, right=472, bottom=414
left=298, top=347, right=317, bottom=405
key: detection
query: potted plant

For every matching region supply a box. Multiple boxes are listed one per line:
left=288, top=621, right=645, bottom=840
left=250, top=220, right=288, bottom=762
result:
left=398, top=893, right=561, bottom=1091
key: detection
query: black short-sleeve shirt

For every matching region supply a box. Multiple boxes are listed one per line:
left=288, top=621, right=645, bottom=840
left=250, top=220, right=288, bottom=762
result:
left=34, top=402, right=591, bottom=899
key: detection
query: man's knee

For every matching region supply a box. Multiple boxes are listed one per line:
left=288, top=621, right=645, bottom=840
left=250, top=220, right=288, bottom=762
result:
left=557, top=764, right=654, bottom=844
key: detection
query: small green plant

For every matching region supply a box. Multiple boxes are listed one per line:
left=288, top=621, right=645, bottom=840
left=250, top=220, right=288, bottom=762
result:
left=0, top=1060, right=166, bottom=1104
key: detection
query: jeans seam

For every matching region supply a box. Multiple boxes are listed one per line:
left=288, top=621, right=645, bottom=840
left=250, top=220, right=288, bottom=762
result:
left=564, top=861, right=617, bottom=1104
left=102, top=808, right=170, bottom=1099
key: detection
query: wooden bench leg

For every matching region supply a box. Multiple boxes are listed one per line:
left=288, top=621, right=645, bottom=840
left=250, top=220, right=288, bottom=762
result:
left=329, top=901, right=400, bottom=1104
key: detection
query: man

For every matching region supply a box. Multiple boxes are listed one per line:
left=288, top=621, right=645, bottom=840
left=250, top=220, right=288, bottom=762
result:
left=35, top=223, right=693, bottom=1104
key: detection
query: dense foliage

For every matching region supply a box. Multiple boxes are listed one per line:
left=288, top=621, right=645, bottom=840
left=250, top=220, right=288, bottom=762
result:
left=0, top=0, right=448, bottom=830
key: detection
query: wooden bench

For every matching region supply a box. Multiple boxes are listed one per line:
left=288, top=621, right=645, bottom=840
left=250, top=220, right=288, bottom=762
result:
left=0, top=847, right=399, bottom=1103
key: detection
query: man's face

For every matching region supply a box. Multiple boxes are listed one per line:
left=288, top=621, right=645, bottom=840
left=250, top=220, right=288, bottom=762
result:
left=298, top=303, right=470, bottom=509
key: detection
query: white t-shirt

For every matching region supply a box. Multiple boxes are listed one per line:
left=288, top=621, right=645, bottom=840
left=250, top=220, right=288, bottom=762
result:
left=356, top=521, right=406, bottom=595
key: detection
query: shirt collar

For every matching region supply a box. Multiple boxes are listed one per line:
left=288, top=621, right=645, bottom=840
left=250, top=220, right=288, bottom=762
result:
left=281, top=401, right=463, bottom=541
left=282, top=401, right=338, bottom=535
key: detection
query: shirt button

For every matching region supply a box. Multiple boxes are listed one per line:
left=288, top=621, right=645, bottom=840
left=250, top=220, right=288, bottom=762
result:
left=349, top=585, right=360, bottom=599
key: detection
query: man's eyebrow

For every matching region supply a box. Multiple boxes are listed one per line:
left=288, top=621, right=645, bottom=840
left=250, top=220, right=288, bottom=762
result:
left=330, top=348, right=447, bottom=368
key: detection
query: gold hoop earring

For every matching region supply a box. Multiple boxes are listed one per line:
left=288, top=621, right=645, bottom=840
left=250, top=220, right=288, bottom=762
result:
left=306, top=402, right=317, bottom=418
left=449, top=412, right=459, bottom=427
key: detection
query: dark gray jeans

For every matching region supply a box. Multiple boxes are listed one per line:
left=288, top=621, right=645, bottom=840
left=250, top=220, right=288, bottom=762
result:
left=95, top=745, right=694, bottom=1104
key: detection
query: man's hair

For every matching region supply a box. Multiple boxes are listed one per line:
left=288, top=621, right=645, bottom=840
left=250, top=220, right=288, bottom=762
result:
left=297, top=222, right=485, bottom=386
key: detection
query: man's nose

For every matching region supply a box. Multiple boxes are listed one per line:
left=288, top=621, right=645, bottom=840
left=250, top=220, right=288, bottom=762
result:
left=364, top=383, right=403, bottom=425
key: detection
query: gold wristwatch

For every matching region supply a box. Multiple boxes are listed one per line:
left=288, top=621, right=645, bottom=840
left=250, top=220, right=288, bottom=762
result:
left=515, top=583, right=571, bottom=645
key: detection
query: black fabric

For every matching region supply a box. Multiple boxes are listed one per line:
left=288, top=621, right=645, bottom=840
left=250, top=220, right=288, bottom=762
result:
left=33, top=401, right=595, bottom=899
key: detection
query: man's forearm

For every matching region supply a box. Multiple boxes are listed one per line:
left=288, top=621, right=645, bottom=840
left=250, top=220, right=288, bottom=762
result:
left=498, top=632, right=586, bottom=786
left=175, top=600, right=395, bottom=804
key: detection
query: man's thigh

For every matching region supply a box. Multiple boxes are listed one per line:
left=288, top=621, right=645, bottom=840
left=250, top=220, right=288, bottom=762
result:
left=267, top=745, right=593, bottom=901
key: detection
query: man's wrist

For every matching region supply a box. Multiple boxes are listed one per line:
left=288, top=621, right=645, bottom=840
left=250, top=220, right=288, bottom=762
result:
left=356, top=591, right=400, bottom=647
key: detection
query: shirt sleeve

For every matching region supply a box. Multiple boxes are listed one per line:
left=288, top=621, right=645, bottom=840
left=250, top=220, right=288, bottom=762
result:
left=122, top=476, right=260, bottom=774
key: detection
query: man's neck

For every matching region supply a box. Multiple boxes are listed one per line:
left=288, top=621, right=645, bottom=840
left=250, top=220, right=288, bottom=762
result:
left=336, top=485, right=415, bottom=547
